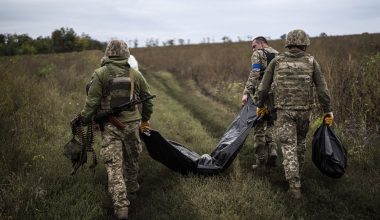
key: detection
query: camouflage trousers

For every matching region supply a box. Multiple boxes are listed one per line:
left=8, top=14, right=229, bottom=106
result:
left=100, top=121, right=142, bottom=210
left=277, top=110, right=311, bottom=188
left=253, top=119, right=277, bottom=165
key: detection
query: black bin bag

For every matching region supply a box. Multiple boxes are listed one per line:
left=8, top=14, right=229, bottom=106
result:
left=312, top=123, right=347, bottom=178
left=141, top=96, right=259, bottom=175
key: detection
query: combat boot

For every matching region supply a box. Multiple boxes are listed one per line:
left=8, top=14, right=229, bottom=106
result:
left=252, top=159, right=267, bottom=175
left=128, top=191, right=137, bottom=200
left=127, top=183, right=140, bottom=200
left=267, top=148, right=278, bottom=167
left=116, top=207, right=128, bottom=220
left=288, top=187, right=302, bottom=199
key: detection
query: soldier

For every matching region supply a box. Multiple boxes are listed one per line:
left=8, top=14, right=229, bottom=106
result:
left=241, top=36, right=279, bottom=171
left=255, top=29, right=334, bottom=199
left=81, top=39, right=153, bottom=219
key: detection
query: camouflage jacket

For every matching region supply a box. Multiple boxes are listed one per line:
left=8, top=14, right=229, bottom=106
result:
left=243, top=46, right=279, bottom=96
left=81, top=57, right=153, bottom=122
left=256, top=48, right=331, bottom=113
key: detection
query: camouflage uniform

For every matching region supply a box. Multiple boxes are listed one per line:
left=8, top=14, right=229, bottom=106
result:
left=256, top=30, right=331, bottom=190
left=243, top=46, right=279, bottom=166
left=81, top=40, right=153, bottom=214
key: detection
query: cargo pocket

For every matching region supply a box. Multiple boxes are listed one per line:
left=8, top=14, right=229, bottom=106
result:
left=100, top=137, right=113, bottom=164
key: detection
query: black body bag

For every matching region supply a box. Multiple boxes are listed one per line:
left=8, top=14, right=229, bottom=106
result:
left=312, top=123, right=347, bottom=178
left=141, top=96, right=259, bottom=175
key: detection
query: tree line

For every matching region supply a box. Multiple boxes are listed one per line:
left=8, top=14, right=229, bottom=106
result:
left=0, top=27, right=106, bottom=56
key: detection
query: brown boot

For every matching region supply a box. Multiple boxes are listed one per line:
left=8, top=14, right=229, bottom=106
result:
left=288, top=187, right=302, bottom=199
left=288, top=178, right=302, bottom=199
left=116, top=207, right=128, bottom=220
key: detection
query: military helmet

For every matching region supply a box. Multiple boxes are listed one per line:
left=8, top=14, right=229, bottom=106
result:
left=105, top=40, right=130, bottom=58
left=285, top=29, right=310, bottom=47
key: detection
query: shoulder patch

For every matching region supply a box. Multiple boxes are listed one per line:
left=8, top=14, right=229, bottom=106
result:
left=252, top=63, right=261, bottom=71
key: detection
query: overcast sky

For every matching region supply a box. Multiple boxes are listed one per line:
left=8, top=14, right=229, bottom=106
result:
left=1, top=0, right=379, bottom=46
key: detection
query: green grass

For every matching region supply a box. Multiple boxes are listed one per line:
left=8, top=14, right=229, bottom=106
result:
left=0, top=51, right=379, bottom=220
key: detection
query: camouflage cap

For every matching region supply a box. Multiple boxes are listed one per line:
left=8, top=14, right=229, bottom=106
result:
left=104, top=40, right=130, bottom=58
left=285, top=29, right=310, bottom=47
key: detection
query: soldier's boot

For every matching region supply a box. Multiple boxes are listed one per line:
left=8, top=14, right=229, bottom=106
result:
left=128, top=191, right=137, bottom=200
left=267, top=147, right=278, bottom=167
left=116, top=207, right=129, bottom=220
left=127, top=183, right=140, bottom=200
left=252, top=159, right=267, bottom=175
left=288, top=187, right=302, bottom=199
left=287, top=179, right=302, bottom=199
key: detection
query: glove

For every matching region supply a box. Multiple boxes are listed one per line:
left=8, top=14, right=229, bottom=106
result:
left=323, top=112, right=334, bottom=126
left=256, top=107, right=269, bottom=117
left=139, top=121, right=151, bottom=133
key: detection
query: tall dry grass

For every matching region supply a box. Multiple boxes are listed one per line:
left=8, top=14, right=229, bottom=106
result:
left=0, top=37, right=379, bottom=219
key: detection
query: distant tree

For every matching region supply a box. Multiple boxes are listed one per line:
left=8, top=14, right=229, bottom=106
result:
left=0, top=33, right=36, bottom=55
left=178, top=38, right=185, bottom=45
left=319, top=32, right=328, bottom=37
left=280, top=34, right=287, bottom=40
left=0, top=34, right=5, bottom=44
left=146, top=38, right=153, bottom=47
left=0, top=34, right=5, bottom=55
left=0, top=27, right=105, bottom=56
left=51, top=27, right=77, bottom=53
left=34, top=36, right=52, bottom=54
left=146, top=38, right=159, bottom=47
left=166, top=39, right=175, bottom=46
left=134, top=39, right=138, bottom=48
left=222, top=36, right=232, bottom=43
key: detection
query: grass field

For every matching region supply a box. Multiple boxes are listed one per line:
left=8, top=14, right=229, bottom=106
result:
left=0, top=37, right=379, bottom=219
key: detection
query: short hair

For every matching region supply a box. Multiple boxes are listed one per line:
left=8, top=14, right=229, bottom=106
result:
left=253, top=36, right=268, bottom=44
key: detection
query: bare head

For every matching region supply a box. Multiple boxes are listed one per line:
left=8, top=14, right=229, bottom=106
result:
left=251, top=36, right=268, bottom=51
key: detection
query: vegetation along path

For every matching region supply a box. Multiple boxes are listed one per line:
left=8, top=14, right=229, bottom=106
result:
left=0, top=53, right=379, bottom=219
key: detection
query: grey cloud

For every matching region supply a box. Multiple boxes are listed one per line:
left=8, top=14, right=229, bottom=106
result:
left=0, top=0, right=379, bottom=44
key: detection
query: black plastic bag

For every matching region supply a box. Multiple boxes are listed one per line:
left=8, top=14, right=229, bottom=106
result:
left=312, top=123, right=347, bottom=178
left=141, top=95, right=259, bottom=175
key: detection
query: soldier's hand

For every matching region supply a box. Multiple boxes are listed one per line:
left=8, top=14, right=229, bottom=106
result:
left=241, top=94, right=248, bottom=106
left=139, top=121, right=151, bottom=133
left=256, top=107, right=269, bottom=117
left=323, top=112, right=334, bottom=126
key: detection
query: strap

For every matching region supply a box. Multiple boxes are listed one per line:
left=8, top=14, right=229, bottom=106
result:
left=70, top=115, right=97, bottom=175
left=129, top=68, right=135, bottom=101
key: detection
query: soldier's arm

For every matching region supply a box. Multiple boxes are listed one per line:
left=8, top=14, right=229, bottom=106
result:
left=81, top=72, right=103, bottom=119
left=243, top=52, right=262, bottom=95
left=256, top=58, right=276, bottom=108
left=312, top=59, right=332, bottom=112
left=134, top=70, right=153, bottom=122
